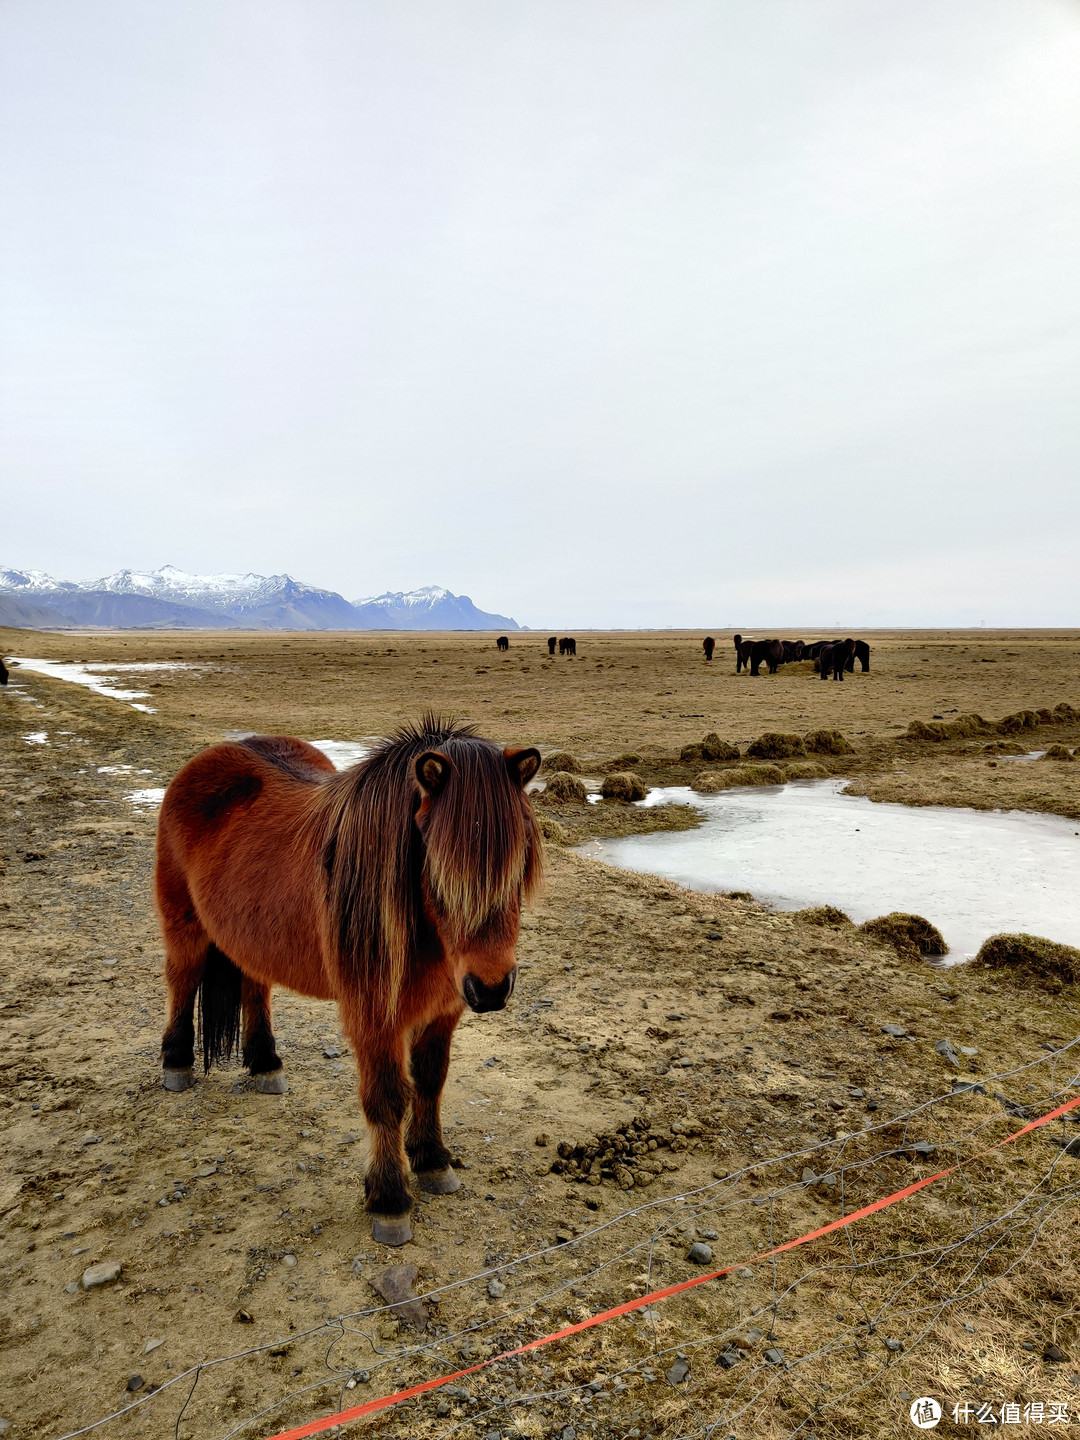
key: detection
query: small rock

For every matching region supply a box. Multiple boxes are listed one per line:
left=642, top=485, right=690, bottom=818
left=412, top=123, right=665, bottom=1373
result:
left=881, top=1024, right=908, bottom=1039
left=484, top=1056, right=498, bottom=1067
left=764, top=1347, right=786, bottom=1365
left=934, top=1038, right=962, bottom=1069
left=534, top=1133, right=550, bottom=1147
left=909, top=1141, right=934, bottom=1159
left=698, top=1228, right=718, bottom=1240
left=665, top=1357, right=690, bottom=1385
left=0, top=1419, right=10, bottom=1436
left=234, top=1309, right=255, bottom=1324
left=736, top=1267, right=753, bottom=1279
left=960, top=1045, right=979, bottom=1056
left=82, top=1260, right=121, bottom=1289
left=144, top=1338, right=164, bottom=1353
left=282, top=1253, right=297, bottom=1268
left=354, top=1370, right=370, bottom=1383
left=194, top=1164, right=217, bottom=1178
left=435, top=1397, right=450, bottom=1416
left=715, top=1349, right=740, bottom=1369
left=849, top=1088, right=864, bottom=1099
left=65, top=1282, right=79, bottom=1294
left=322, top=1045, right=341, bottom=1058
left=1044, top=1343, right=1067, bottom=1362
left=741, top=1327, right=764, bottom=1344
left=687, top=1242, right=713, bottom=1264
left=487, top=1278, right=506, bottom=1298
left=126, top=1375, right=144, bottom=1392
left=560, top=1429, right=577, bottom=1440
left=951, top=1081, right=986, bottom=1095
left=369, top=1264, right=427, bottom=1330
left=884, top=1338, right=903, bottom=1353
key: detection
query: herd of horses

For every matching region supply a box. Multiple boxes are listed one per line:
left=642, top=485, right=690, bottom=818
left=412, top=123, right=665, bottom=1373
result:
left=497, top=636, right=577, bottom=654
left=706, top=633, right=870, bottom=679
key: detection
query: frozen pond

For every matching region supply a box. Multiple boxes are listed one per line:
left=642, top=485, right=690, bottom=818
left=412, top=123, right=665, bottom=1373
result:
left=309, top=740, right=371, bottom=769
left=577, top=779, right=1080, bottom=960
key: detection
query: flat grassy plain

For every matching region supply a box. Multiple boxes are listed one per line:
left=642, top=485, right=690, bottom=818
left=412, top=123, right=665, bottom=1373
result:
left=2, top=626, right=1079, bottom=1440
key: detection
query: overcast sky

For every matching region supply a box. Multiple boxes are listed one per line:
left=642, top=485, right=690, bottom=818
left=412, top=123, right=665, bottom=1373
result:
left=2, top=1, right=1078, bottom=627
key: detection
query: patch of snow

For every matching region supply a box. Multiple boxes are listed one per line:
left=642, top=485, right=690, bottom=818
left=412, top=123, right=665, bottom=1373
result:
left=126, top=787, right=166, bottom=810
left=9, top=657, right=158, bottom=711
left=23, top=731, right=48, bottom=744
left=310, top=740, right=371, bottom=770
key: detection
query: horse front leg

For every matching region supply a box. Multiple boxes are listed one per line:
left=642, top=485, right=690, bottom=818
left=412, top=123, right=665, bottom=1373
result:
left=406, top=1011, right=462, bottom=1195
left=349, top=1024, right=415, bottom=1246
left=242, top=977, right=288, bottom=1094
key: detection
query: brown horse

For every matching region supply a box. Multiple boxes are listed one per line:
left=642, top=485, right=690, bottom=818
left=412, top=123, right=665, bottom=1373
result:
left=155, top=718, right=542, bottom=1246
left=547, top=636, right=557, bottom=656
left=702, top=636, right=715, bottom=661
left=496, top=635, right=509, bottom=651
left=733, top=634, right=754, bottom=672
left=819, top=637, right=857, bottom=680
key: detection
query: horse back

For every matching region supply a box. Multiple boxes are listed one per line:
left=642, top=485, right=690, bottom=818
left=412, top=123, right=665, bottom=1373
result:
left=159, top=738, right=331, bottom=844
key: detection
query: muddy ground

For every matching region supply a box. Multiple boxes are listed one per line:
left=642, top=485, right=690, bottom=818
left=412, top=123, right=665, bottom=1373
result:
left=2, top=628, right=1080, bottom=1440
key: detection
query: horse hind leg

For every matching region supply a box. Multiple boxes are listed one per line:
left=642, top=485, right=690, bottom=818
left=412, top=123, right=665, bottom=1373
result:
left=160, top=914, right=209, bottom=1091
left=242, top=977, right=288, bottom=1094
left=406, top=1014, right=460, bottom=1195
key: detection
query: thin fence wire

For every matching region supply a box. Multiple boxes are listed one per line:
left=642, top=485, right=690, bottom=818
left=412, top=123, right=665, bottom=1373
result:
left=52, top=1037, right=1080, bottom=1440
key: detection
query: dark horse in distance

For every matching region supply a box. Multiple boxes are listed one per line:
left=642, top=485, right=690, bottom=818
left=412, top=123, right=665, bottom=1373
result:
left=559, top=636, right=577, bottom=655
left=846, top=640, right=871, bottom=672
left=547, top=636, right=557, bottom=656
left=496, top=635, right=509, bottom=651
left=155, top=718, right=542, bottom=1245
left=819, top=637, right=857, bottom=679
left=702, top=636, right=715, bottom=661
left=733, top=634, right=755, bottom=672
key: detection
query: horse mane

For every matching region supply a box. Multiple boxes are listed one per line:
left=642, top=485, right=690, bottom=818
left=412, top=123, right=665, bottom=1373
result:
left=317, top=714, right=542, bottom=1020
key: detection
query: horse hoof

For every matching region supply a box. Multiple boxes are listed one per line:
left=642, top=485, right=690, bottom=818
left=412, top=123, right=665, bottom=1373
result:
left=416, top=1167, right=461, bottom=1195
left=162, top=1069, right=194, bottom=1092
left=371, top=1213, right=413, bottom=1247
left=254, top=1072, right=289, bottom=1095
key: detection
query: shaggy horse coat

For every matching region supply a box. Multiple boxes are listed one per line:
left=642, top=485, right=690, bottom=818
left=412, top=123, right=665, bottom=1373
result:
left=733, top=634, right=755, bottom=672
left=845, top=639, right=871, bottom=672
left=0, top=657, right=7, bottom=686
left=780, top=640, right=804, bottom=663
left=558, top=637, right=577, bottom=656
left=496, top=635, right=509, bottom=651
left=750, top=638, right=784, bottom=676
left=155, top=719, right=542, bottom=1245
left=819, top=638, right=857, bottom=680
left=547, top=636, right=557, bottom=656
left=702, top=636, right=715, bottom=661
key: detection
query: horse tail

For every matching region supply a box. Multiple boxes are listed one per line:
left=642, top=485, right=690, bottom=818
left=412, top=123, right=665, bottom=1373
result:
left=198, top=944, right=242, bottom=1073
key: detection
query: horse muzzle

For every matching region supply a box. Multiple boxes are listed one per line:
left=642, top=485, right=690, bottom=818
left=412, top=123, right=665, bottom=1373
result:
left=462, top=967, right=516, bottom=1013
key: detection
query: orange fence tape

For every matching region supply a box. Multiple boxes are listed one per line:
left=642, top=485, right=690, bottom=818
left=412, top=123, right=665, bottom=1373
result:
left=265, top=1095, right=1080, bottom=1440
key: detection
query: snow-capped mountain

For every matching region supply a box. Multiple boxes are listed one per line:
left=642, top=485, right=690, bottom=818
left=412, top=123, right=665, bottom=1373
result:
left=0, top=565, right=520, bottom=631
left=351, top=586, right=519, bottom=631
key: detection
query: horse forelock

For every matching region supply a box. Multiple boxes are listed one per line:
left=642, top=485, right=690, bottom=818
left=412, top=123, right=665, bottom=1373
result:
left=319, top=717, right=541, bottom=1019
left=421, top=734, right=541, bottom=936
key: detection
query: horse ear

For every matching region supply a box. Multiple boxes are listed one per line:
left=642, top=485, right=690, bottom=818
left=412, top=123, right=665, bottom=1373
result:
left=504, top=746, right=541, bottom=787
left=415, top=750, right=452, bottom=797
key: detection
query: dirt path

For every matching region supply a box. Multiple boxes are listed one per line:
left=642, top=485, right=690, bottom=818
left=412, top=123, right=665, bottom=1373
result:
left=2, top=640, right=1080, bottom=1438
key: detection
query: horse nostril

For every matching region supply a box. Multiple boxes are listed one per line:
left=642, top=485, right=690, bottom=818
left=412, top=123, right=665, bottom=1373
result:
left=506, top=967, right=517, bottom=998
left=462, top=975, right=481, bottom=1011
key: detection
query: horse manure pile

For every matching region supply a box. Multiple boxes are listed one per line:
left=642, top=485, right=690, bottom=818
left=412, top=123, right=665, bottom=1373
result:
left=543, top=1113, right=707, bottom=1192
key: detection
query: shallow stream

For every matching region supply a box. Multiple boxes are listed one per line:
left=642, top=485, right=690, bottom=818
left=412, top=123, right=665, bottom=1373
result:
left=577, top=779, right=1080, bottom=959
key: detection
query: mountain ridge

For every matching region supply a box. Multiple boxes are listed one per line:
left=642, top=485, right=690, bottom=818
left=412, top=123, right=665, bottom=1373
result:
left=0, top=565, right=521, bottom=631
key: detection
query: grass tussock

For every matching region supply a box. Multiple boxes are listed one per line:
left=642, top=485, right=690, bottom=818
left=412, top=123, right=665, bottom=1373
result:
left=793, top=904, right=853, bottom=927
left=782, top=760, right=829, bottom=781
left=1040, top=744, right=1074, bottom=761
left=601, top=751, right=642, bottom=772
left=998, top=709, right=1041, bottom=734
left=860, top=912, right=947, bottom=960
left=746, top=731, right=806, bottom=760
left=540, top=770, right=587, bottom=803
left=803, top=727, right=854, bottom=755
left=541, top=749, right=580, bottom=773
left=600, top=771, right=647, bottom=802
left=972, top=932, right=1080, bottom=986
left=701, top=732, right=740, bottom=762
left=536, top=815, right=570, bottom=844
